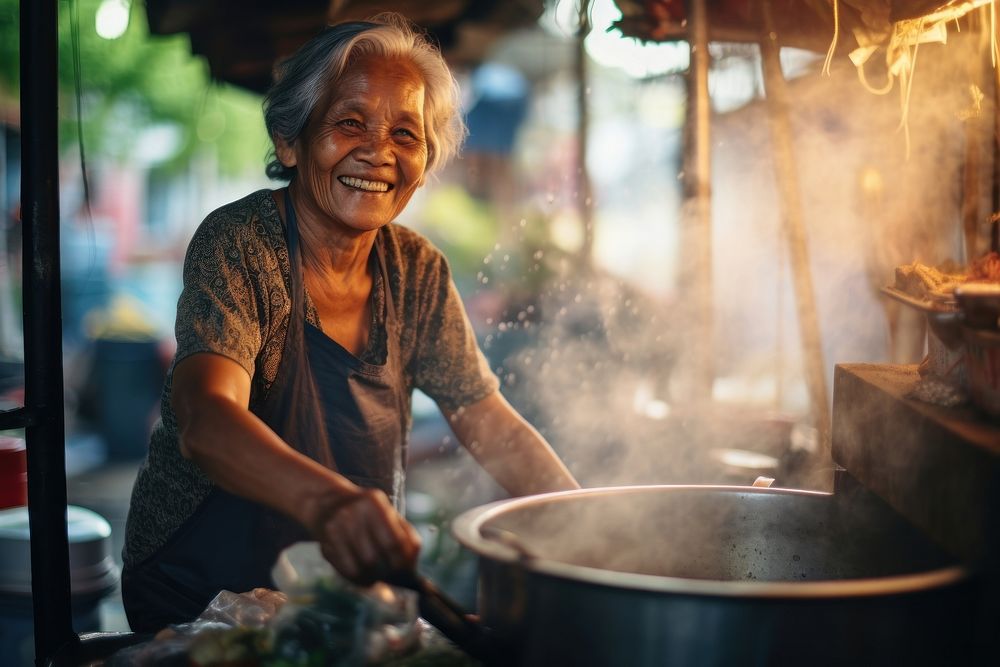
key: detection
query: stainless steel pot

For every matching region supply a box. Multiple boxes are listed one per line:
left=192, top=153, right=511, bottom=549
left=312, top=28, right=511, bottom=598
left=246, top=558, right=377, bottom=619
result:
left=453, top=485, right=977, bottom=666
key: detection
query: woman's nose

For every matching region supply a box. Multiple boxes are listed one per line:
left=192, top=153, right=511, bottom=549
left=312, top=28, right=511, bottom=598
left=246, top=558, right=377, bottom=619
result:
left=355, top=132, right=393, bottom=165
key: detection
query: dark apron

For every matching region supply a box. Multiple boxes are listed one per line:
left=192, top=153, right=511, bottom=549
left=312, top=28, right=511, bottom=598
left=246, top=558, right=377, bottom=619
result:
left=122, top=194, right=409, bottom=633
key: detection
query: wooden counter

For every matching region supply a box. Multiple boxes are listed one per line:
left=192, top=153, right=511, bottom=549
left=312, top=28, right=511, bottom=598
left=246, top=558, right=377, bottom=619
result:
left=831, top=364, right=1000, bottom=567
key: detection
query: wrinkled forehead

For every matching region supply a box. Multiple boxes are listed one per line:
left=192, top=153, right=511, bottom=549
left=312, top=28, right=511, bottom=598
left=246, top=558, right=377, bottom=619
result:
left=325, top=54, right=427, bottom=111
left=329, top=55, right=426, bottom=98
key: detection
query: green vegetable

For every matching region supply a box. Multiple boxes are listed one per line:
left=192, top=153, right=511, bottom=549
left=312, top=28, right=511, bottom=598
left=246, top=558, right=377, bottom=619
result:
left=264, top=583, right=370, bottom=667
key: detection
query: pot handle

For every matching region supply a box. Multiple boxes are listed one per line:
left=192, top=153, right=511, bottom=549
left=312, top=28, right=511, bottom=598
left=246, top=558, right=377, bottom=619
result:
left=752, top=476, right=776, bottom=488
left=480, top=525, right=539, bottom=562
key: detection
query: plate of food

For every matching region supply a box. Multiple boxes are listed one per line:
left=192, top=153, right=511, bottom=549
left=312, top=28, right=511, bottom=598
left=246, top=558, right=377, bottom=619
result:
left=883, top=252, right=1000, bottom=349
left=882, top=261, right=964, bottom=314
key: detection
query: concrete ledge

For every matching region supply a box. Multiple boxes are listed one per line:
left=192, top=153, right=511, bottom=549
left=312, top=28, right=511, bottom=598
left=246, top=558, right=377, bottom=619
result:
left=832, top=363, right=1000, bottom=567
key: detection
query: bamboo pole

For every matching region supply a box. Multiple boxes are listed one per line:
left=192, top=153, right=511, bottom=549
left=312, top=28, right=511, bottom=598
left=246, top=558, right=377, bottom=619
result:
left=576, top=0, right=595, bottom=264
left=757, top=1, right=832, bottom=453
left=989, top=28, right=1000, bottom=252
left=677, top=0, right=714, bottom=401
left=961, top=34, right=984, bottom=263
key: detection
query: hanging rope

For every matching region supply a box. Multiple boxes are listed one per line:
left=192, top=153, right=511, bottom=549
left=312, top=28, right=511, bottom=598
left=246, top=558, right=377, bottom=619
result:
left=856, top=57, right=895, bottom=94
left=898, top=39, right=920, bottom=159
left=991, top=0, right=998, bottom=67
left=822, top=0, right=840, bottom=76
left=69, top=0, right=94, bottom=219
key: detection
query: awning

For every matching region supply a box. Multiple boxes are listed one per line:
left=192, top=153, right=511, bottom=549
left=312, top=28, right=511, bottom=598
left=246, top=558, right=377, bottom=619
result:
left=611, top=0, right=992, bottom=53
left=144, top=0, right=547, bottom=93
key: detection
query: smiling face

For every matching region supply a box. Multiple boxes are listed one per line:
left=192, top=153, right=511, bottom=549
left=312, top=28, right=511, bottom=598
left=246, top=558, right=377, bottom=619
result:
left=276, top=56, right=429, bottom=234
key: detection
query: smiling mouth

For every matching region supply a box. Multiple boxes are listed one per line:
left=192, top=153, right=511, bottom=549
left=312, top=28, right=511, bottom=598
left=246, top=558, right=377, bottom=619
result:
left=339, top=176, right=393, bottom=193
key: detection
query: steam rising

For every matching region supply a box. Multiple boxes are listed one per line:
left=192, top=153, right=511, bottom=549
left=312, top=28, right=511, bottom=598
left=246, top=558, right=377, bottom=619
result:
left=472, top=487, right=959, bottom=584
left=467, top=33, right=989, bottom=491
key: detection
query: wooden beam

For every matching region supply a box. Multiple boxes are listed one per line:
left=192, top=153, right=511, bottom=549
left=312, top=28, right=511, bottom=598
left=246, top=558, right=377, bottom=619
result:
left=676, top=0, right=715, bottom=401
left=757, top=0, right=832, bottom=453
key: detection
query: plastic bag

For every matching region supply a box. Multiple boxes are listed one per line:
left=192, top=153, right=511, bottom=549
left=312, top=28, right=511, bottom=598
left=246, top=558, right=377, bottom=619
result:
left=268, top=542, right=421, bottom=665
left=108, top=542, right=421, bottom=666
left=105, top=589, right=282, bottom=666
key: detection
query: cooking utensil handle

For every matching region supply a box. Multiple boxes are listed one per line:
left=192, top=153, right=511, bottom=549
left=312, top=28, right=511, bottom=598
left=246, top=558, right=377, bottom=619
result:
left=388, top=570, right=471, bottom=625
left=385, top=570, right=500, bottom=664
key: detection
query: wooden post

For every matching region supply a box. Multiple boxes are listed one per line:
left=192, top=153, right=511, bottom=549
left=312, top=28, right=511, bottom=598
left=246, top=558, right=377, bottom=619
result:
left=575, top=0, right=595, bottom=264
left=961, top=33, right=985, bottom=263
left=989, top=29, right=1000, bottom=252
left=676, top=0, right=715, bottom=401
left=757, top=0, right=832, bottom=453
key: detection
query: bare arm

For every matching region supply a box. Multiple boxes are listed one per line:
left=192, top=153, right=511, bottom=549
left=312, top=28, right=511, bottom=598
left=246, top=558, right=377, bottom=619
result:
left=172, top=352, right=419, bottom=583
left=443, top=391, right=580, bottom=496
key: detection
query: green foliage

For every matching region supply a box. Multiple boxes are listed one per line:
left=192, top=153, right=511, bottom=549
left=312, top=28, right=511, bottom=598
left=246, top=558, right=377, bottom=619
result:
left=419, top=184, right=499, bottom=282
left=0, top=0, right=269, bottom=175
left=0, top=0, right=16, bottom=96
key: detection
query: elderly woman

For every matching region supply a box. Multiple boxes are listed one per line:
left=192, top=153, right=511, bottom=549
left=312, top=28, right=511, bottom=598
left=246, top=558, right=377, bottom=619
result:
left=121, top=15, right=579, bottom=632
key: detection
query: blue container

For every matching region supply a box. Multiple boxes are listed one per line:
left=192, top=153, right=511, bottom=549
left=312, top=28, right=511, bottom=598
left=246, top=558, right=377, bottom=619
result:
left=93, top=338, right=164, bottom=460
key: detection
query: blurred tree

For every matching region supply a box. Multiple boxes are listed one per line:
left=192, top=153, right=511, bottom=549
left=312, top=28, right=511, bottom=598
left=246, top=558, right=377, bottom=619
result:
left=0, top=0, right=268, bottom=175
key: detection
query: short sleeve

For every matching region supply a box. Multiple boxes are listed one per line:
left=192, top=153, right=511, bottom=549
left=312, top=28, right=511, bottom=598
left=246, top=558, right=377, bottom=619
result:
left=173, top=213, right=265, bottom=376
left=411, top=252, right=499, bottom=411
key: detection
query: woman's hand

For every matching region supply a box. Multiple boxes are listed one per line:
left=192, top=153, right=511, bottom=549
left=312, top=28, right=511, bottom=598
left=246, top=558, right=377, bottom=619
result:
left=307, top=487, right=422, bottom=586
left=172, top=353, right=420, bottom=586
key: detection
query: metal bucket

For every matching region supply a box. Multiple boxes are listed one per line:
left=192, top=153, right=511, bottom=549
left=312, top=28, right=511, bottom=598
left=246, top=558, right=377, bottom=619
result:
left=453, top=485, right=976, bottom=666
left=962, top=327, right=1000, bottom=419
left=0, top=506, right=120, bottom=666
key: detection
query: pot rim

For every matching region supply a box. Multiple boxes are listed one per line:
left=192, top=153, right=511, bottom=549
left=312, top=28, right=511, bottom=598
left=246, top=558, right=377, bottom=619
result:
left=452, top=485, right=969, bottom=599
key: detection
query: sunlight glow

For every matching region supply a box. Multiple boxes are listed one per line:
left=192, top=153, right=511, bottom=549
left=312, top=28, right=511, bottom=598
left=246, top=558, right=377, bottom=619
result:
left=95, top=0, right=130, bottom=40
left=542, top=0, right=690, bottom=78
left=586, top=0, right=689, bottom=78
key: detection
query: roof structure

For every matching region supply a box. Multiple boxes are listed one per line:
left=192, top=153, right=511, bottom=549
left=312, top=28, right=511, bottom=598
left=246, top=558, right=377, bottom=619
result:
left=144, top=0, right=548, bottom=93
left=611, top=0, right=991, bottom=53
left=145, top=0, right=994, bottom=93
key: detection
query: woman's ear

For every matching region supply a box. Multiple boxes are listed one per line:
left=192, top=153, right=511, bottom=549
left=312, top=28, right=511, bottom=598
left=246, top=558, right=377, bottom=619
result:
left=274, top=136, right=297, bottom=168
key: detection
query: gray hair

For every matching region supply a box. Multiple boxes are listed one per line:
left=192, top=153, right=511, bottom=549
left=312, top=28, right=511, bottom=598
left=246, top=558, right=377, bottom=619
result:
left=263, top=14, right=466, bottom=181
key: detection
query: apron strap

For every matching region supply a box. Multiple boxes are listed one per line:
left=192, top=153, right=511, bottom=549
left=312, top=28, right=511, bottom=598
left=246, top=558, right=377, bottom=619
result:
left=252, top=191, right=337, bottom=469
left=373, top=237, right=411, bottom=444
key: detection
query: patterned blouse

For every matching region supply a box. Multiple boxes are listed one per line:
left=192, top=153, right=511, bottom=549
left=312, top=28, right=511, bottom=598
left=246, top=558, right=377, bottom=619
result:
left=123, top=189, right=498, bottom=567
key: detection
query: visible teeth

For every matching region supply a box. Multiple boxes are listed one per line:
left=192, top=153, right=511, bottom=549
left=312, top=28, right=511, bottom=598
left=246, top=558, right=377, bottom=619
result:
left=340, top=176, right=390, bottom=192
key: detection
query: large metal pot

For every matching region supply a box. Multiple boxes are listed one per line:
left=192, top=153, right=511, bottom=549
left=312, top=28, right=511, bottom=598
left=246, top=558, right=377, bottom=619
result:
left=453, top=485, right=977, bottom=666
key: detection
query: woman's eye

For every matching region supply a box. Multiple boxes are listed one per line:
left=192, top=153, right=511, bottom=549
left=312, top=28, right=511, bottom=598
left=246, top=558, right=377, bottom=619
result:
left=340, top=119, right=362, bottom=129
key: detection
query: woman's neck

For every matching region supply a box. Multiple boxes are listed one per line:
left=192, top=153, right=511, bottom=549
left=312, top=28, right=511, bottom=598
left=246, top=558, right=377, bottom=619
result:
left=281, top=185, right=376, bottom=281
